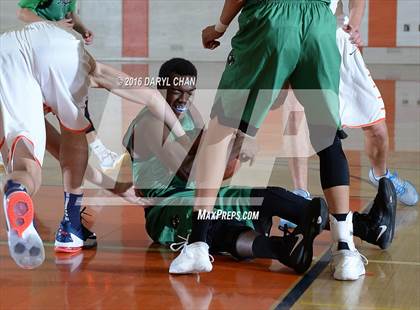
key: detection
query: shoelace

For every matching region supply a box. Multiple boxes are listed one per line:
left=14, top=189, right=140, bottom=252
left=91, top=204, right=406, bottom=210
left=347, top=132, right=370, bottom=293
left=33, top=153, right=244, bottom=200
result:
left=170, top=235, right=189, bottom=252
left=279, top=224, right=293, bottom=237
left=169, top=235, right=215, bottom=263
left=332, top=249, right=369, bottom=266
left=388, top=171, right=406, bottom=196
left=359, top=252, right=369, bottom=265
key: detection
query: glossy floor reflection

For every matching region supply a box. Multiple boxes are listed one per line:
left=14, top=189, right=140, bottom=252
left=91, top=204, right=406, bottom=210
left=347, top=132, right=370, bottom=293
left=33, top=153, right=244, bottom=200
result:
left=1, top=185, right=330, bottom=309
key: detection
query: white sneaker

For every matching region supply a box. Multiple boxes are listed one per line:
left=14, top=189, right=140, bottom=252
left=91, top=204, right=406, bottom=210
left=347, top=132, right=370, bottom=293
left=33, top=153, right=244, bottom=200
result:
left=3, top=188, right=45, bottom=269
left=329, top=212, right=367, bottom=281
left=331, top=249, right=368, bottom=281
left=369, top=168, right=418, bottom=206
left=90, top=140, right=122, bottom=171
left=169, top=241, right=214, bottom=274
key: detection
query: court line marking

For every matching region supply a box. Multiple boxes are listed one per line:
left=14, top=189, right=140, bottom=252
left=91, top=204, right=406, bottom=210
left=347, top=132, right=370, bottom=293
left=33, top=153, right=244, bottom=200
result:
left=368, top=259, right=420, bottom=266
left=292, top=302, right=406, bottom=310
left=273, top=250, right=331, bottom=310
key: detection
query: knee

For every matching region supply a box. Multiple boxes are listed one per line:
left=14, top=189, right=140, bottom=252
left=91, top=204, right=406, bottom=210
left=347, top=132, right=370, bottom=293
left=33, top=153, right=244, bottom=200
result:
left=363, top=122, right=388, bottom=142
left=317, top=134, right=345, bottom=159
left=60, top=127, right=88, bottom=150
left=317, top=134, right=349, bottom=188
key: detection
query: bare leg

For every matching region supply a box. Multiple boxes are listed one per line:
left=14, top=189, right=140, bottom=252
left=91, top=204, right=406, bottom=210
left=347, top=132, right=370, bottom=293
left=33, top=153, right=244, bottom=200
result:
left=45, top=121, right=133, bottom=194
left=59, top=125, right=88, bottom=194
left=287, top=106, right=309, bottom=191
left=5, top=141, right=42, bottom=195
left=169, top=117, right=236, bottom=274
left=194, top=117, right=236, bottom=212
left=288, top=157, right=309, bottom=191
left=324, top=185, right=350, bottom=214
left=45, top=121, right=60, bottom=159
left=362, top=121, right=388, bottom=177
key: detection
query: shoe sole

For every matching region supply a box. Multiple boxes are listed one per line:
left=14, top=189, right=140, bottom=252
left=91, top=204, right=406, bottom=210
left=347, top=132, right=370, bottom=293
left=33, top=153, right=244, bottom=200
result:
left=54, top=246, right=83, bottom=253
left=83, top=237, right=98, bottom=249
left=333, top=270, right=365, bottom=281
left=293, top=197, right=328, bottom=273
left=4, top=191, right=45, bottom=269
left=377, top=178, right=397, bottom=249
left=55, top=233, right=84, bottom=253
left=169, top=263, right=213, bottom=274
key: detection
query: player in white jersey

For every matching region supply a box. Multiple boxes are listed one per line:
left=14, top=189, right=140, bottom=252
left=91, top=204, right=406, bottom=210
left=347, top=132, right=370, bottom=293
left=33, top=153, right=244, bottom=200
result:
left=287, top=0, right=418, bottom=207
left=0, top=21, right=187, bottom=269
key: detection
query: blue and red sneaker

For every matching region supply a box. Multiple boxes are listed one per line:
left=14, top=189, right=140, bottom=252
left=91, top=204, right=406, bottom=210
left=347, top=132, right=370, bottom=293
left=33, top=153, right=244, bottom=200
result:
left=54, top=208, right=97, bottom=253
left=54, top=219, right=84, bottom=253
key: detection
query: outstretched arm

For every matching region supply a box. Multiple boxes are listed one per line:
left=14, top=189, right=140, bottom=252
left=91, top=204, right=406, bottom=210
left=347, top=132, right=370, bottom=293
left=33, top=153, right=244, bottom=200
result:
left=90, top=61, right=187, bottom=139
left=345, top=0, right=366, bottom=46
left=202, top=0, right=245, bottom=49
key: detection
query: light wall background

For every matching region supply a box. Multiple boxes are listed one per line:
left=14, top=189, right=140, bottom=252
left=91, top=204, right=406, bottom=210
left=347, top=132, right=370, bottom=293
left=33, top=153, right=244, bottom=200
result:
left=1, top=0, right=419, bottom=63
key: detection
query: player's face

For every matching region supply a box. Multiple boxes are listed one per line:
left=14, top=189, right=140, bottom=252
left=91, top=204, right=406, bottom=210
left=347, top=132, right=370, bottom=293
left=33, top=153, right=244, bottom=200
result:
left=166, top=75, right=196, bottom=118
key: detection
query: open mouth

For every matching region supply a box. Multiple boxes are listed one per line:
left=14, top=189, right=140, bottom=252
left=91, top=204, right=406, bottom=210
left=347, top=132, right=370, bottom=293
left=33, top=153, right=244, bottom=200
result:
left=175, top=104, right=188, bottom=113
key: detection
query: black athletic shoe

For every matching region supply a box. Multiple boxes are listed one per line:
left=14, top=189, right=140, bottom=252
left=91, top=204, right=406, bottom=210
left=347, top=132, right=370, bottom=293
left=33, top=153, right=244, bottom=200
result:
left=81, top=207, right=97, bottom=249
left=280, top=197, right=328, bottom=273
left=253, top=214, right=272, bottom=236
left=353, top=178, right=397, bottom=250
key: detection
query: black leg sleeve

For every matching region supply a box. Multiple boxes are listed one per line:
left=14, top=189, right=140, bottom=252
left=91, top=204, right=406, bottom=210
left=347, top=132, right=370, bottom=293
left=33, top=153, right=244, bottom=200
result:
left=251, top=187, right=310, bottom=227
left=317, top=133, right=350, bottom=189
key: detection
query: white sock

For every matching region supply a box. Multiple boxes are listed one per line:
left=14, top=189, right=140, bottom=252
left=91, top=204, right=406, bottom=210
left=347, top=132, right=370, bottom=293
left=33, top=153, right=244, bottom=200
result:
left=373, top=168, right=390, bottom=180
left=329, top=212, right=356, bottom=251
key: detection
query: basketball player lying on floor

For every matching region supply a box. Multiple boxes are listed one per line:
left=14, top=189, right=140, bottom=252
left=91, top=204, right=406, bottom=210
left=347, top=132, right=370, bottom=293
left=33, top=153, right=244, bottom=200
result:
left=124, top=58, right=397, bottom=274
left=1, top=21, right=190, bottom=269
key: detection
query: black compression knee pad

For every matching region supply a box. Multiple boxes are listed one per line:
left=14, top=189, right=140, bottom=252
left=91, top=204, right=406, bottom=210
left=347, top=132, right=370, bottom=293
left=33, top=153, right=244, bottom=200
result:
left=317, top=133, right=350, bottom=189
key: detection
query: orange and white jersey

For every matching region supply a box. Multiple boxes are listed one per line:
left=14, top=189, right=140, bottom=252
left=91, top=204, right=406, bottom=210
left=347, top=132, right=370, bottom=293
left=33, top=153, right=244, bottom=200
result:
left=336, top=27, right=386, bottom=128
left=327, top=0, right=386, bottom=127
left=0, top=22, right=92, bottom=167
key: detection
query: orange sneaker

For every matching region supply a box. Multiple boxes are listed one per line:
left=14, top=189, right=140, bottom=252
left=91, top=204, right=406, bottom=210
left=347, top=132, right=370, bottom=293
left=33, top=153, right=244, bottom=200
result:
left=3, top=182, right=45, bottom=269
